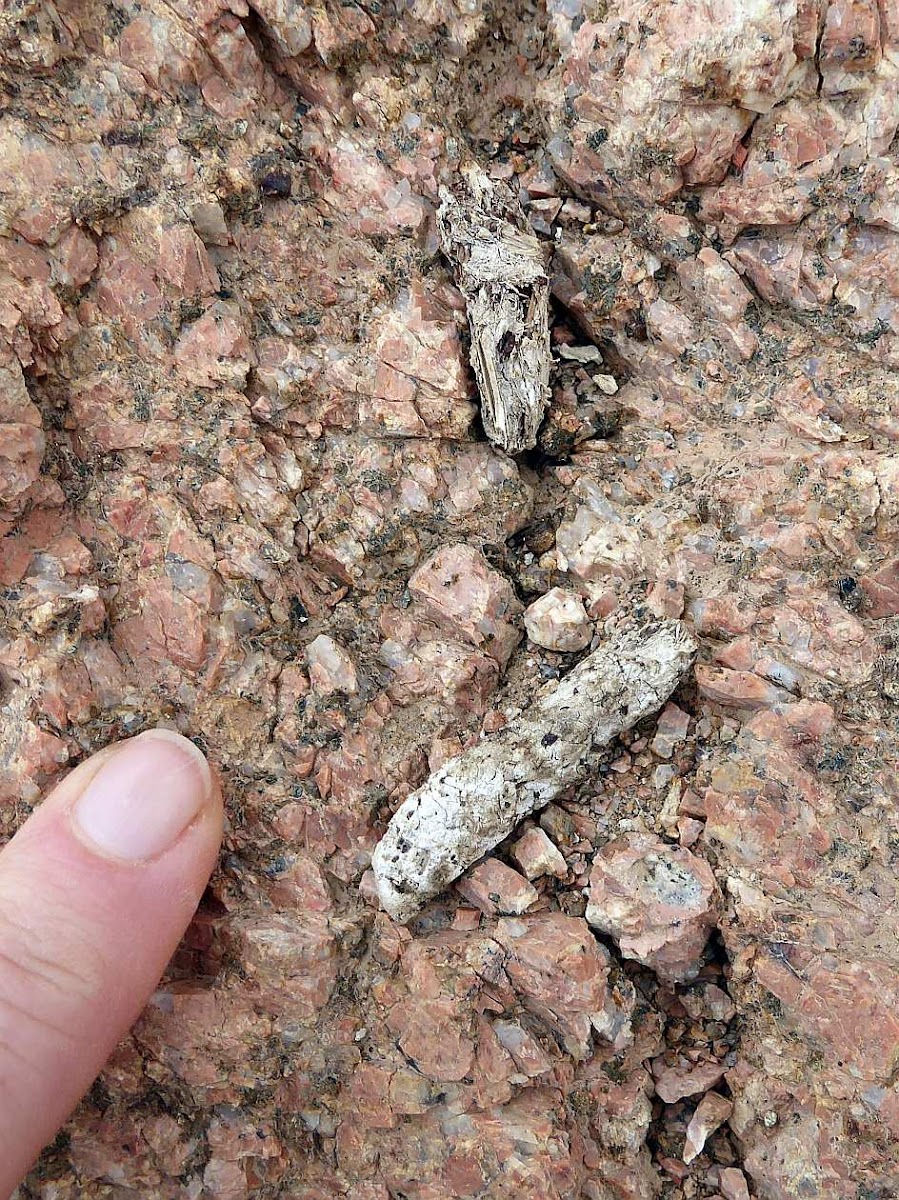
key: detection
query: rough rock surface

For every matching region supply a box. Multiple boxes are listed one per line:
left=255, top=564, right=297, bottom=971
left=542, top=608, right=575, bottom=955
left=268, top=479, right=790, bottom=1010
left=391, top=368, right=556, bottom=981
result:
left=510, top=825, right=568, bottom=880
left=456, top=856, right=538, bottom=915
left=4, top=0, right=899, bottom=1196
left=586, top=832, right=720, bottom=983
left=523, top=585, right=592, bottom=651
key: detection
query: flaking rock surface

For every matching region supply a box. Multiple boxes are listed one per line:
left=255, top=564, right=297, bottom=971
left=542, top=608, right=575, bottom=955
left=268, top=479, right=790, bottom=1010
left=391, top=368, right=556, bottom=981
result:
left=3, top=1, right=899, bottom=1197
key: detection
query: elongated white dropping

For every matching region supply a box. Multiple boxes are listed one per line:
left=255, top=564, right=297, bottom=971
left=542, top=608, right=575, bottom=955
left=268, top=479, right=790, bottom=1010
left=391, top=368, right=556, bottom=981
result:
left=371, top=620, right=697, bottom=922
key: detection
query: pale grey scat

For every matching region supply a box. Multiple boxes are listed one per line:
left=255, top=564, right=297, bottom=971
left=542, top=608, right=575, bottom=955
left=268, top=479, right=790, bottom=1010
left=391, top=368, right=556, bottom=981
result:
left=370, top=621, right=697, bottom=923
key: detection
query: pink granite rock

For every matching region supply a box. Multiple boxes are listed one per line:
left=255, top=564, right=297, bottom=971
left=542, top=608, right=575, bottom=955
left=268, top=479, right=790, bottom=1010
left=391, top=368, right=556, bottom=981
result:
left=683, top=1090, right=733, bottom=1162
left=495, top=913, right=616, bottom=1059
left=306, top=634, right=358, bottom=695
left=861, top=556, right=899, bottom=616
left=8, top=0, right=899, bottom=1193
left=510, top=826, right=568, bottom=880
left=718, top=1166, right=751, bottom=1200
left=492, top=1019, right=554, bottom=1077
left=232, top=909, right=337, bottom=1019
left=524, top=586, right=592, bottom=651
left=696, top=665, right=794, bottom=711
left=555, top=478, right=647, bottom=587
left=820, top=0, right=881, bottom=78
left=586, top=833, right=720, bottom=982
left=646, top=579, right=686, bottom=619
left=456, top=857, right=539, bottom=916
left=689, top=596, right=758, bottom=638
left=651, top=1054, right=727, bottom=1104
left=651, top=703, right=691, bottom=759
left=379, top=607, right=501, bottom=714
left=0, top=353, right=44, bottom=513
left=386, top=997, right=475, bottom=1082
left=680, top=983, right=736, bottom=1024
left=408, top=543, right=522, bottom=665
left=362, top=278, right=476, bottom=440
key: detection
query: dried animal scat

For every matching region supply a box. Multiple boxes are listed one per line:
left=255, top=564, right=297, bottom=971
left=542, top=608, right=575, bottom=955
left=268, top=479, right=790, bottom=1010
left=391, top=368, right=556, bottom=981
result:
left=437, top=165, right=552, bottom=454
left=371, top=619, right=697, bottom=923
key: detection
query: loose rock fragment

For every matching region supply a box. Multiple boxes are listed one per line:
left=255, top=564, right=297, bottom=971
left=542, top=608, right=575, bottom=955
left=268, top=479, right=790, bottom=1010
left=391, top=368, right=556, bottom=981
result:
left=861, top=556, right=899, bottom=617
left=696, top=664, right=793, bottom=710
left=680, top=983, right=735, bottom=1024
left=586, top=832, right=719, bottom=982
left=683, top=1091, right=733, bottom=1163
left=652, top=1055, right=727, bottom=1104
left=492, top=1019, right=553, bottom=1077
left=408, top=543, right=522, bottom=665
left=717, top=1166, right=751, bottom=1200
left=555, top=478, right=646, bottom=586
left=557, top=343, right=603, bottom=364
left=647, top=579, right=686, bottom=620
left=371, top=620, right=696, bottom=922
left=190, top=201, right=230, bottom=246
left=510, top=826, right=568, bottom=880
left=539, top=804, right=576, bottom=847
left=437, top=165, right=551, bottom=453
left=524, top=586, right=592, bottom=651
left=495, top=912, right=618, bottom=1059
left=651, top=702, right=691, bottom=759
left=306, top=635, right=358, bottom=695
left=456, top=857, right=538, bottom=916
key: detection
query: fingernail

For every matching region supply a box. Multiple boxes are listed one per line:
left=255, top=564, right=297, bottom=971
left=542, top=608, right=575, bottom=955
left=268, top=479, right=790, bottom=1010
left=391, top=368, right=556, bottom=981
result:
left=72, top=730, right=212, bottom=861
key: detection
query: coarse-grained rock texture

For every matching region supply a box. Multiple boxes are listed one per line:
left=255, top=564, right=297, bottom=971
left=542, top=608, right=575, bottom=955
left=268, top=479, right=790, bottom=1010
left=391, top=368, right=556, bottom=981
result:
left=586, top=832, right=720, bottom=983
left=524, top=585, right=592, bottom=650
left=3, top=0, right=899, bottom=1197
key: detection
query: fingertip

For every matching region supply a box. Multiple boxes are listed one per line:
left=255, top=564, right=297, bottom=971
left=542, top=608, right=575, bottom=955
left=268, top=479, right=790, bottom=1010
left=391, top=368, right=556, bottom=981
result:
left=69, top=730, right=209, bottom=862
left=0, top=727, right=225, bottom=1192
left=134, top=729, right=223, bottom=820
left=135, top=725, right=213, bottom=776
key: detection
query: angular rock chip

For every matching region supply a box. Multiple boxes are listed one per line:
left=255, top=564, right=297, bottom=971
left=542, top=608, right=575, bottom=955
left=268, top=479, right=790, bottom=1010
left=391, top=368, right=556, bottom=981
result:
left=408, top=543, right=522, bottom=665
left=494, top=912, right=616, bottom=1059
left=456, top=857, right=538, bottom=916
left=524, top=586, right=592, bottom=652
left=306, top=634, right=358, bottom=695
left=652, top=1054, right=727, bottom=1104
left=586, top=832, right=719, bottom=983
left=683, top=1090, right=733, bottom=1163
left=718, top=1166, right=751, bottom=1200
left=510, top=826, right=568, bottom=880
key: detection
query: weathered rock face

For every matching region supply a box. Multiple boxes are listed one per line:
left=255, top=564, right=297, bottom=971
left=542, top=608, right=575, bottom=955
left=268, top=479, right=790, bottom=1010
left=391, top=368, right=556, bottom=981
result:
left=586, top=833, right=720, bottom=983
left=456, top=856, right=539, bottom=916
left=524, top=585, right=592, bottom=651
left=4, top=0, right=899, bottom=1196
left=408, top=542, right=523, bottom=665
left=510, top=825, right=568, bottom=881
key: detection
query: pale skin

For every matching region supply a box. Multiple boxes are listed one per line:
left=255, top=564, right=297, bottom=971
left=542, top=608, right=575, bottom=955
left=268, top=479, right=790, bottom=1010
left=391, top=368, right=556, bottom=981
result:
left=0, top=729, right=224, bottom=1195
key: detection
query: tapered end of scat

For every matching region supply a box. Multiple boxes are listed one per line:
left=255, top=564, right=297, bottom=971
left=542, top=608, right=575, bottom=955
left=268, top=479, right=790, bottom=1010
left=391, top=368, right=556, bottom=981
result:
left=371, top=842, right=422, bottom=924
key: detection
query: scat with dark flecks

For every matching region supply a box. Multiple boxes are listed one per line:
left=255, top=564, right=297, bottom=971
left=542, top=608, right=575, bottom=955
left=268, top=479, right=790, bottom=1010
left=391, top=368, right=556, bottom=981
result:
left=371, top=619, right=697, bottom=923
